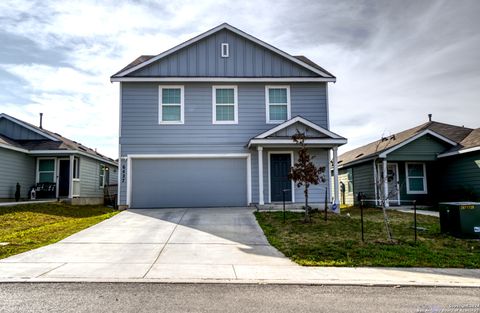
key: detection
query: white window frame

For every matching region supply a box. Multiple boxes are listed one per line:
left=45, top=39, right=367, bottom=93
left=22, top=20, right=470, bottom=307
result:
left=265, top=85, right=291, bottom=124
left=212, top=85, right=238, bottom=124
left=221, top=43, right=229, bottom=57
left=36, top=157, right=56, bottom=183
left=73, top=157, right=80, bottom=179
left=158, top=85, right=184, bottom=124
left=405, top=162, right=428, bottom=194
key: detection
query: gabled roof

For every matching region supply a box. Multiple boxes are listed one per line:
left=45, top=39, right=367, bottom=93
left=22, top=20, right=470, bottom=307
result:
left=0, top=113, right=116, bottom=165
left=338, top=121, right=473, bottom=167
left=111, top=23, right=335, bottom=80
left=438, top=128, right=480, bottom=157
left=248, top=116, right=347, bottom=148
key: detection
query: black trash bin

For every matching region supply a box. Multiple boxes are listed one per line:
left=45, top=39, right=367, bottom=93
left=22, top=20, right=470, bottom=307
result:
left=439, top=202, right=480, bottom=238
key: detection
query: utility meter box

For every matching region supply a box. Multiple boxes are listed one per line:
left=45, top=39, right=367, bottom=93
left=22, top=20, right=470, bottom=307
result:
left=439, top=202, right=480, bottom=239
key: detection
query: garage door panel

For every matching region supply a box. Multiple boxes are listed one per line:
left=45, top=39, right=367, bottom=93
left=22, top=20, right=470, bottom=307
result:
left=131, top=158, right=247, bottom=208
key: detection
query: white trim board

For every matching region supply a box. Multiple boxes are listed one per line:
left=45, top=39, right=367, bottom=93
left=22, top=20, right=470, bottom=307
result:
left=110, top=77, right=336, bottom=83
left=29, top=150, right=117, bottom=167
left=255, top=116, right=345, bottom=140
left=158, top=85, right=185, bottom=125
left=112, top=23, right=335, bottom=79
left=0, top=113, right=59, bottom=141
left=437, top=146, right=480, bottom=158
left=378, top=129, right=457, bottom=158
left=248, top=138, right=347, bottom=147
left=376, top=162, right=401, bottom=205
left=125, top=153, right=252, bottom=207
left=267, top=151, right=295, bottom=204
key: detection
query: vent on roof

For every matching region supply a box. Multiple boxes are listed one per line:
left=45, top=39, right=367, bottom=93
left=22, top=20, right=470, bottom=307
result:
left=355, top=153, right=364, bottom=158
left=78, top=146, right=87, bottom=151
left=221, top=43, right=229, bottom=57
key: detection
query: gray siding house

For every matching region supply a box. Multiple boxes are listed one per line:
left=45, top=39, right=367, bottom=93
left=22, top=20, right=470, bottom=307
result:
left=336, top=117, right=480, bottom=207
left=111, top=23, right=347, bottom=209
left=0, top=113, right=118, bottom=204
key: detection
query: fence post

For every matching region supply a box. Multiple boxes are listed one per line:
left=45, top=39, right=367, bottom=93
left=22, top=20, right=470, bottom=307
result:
left=360, top=199, right=365, bottom=242
left=413, top=200, right=417, bottom=243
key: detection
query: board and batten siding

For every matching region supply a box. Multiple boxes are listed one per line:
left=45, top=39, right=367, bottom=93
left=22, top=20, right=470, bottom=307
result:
left=387, top=135, right=451, bottom=161
left=128, top=29, right=317, bottom=78
left=0, top=118, right=46, bottom=140
left=0, top=148, right=35, bottom=199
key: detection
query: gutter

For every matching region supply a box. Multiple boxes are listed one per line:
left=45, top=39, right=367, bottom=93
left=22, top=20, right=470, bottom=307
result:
left=437, top=146, right=480, bottom=158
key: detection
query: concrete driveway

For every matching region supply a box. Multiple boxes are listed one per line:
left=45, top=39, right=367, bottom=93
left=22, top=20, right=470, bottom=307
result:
left=0, top=207, right=296, bottom=280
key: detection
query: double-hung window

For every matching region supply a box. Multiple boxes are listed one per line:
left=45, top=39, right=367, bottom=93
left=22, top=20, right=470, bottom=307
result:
left=159, top=86, right=184, bottom=124
left=212, top=86, right=238, bottom=124
left=99, top=164, right=109, bottom=188
left=266, top=85, right=290, bottom=123
left=406, top=162, right=427, bottom=194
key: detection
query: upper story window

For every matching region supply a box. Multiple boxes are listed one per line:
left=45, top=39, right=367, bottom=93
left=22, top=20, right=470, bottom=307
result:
left=221, top=43, right=229, bottom=57
left=159, top=86, right=184, bottom=124
left=266, top=85, right=291, bottom=124
left=212, top=86, right=238, bottom=124
left=406, top=162, right=427, bottom=194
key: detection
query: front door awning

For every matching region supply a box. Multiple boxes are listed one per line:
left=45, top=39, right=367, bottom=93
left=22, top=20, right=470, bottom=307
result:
left=247, top=116, right=347, bottom=148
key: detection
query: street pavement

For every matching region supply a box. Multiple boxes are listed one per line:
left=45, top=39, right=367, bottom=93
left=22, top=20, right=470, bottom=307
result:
left=1, top=283, right=479, bottom=313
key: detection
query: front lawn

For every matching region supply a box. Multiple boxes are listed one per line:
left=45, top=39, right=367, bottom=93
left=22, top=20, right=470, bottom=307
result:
left=255, top=208, right=480, bottom=268
left=0, top=202, right=118, bottom=259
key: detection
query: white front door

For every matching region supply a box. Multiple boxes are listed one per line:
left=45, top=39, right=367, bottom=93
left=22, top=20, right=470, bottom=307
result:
left=377, top=163, right=400, bottom=206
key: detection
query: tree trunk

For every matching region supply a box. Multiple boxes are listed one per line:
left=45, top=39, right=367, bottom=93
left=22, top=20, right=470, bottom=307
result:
left=304, top=186, right=309, bottom=222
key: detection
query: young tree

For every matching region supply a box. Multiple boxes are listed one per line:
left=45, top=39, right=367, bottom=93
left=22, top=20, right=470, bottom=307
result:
left=288, top=131, right=326, bottom=222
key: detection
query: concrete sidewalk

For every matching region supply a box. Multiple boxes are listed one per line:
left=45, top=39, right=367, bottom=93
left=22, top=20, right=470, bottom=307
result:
left=0, top=208, right=478, bottom=287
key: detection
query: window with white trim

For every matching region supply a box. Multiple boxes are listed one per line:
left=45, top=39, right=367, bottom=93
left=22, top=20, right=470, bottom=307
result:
left=406, top=163, right=427, bottom=194
left=38, top=159, right=55, bottom=183
left=212, top=86, right=238, bottom=124
left=159, top=86, right=184, bottom=124
left=266, top=86, right=290, bottom=123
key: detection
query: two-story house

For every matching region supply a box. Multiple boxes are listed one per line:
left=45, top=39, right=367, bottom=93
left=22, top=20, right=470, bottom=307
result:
left=111, top=23, right=347, bottom=209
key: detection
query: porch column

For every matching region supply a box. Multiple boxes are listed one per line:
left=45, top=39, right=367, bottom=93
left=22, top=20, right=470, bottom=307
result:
left=332, top=147, right=340, bottom=210
left=382, top=158, right=389, bottom=208
left=257, top=146, right=264, bottom=205
left=68, top=155, right=74, bottom=199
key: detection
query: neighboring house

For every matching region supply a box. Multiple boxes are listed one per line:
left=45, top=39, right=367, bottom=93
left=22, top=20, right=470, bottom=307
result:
left=336, top=116, right=480, bottom=207
left=111, top=23, right=347, bottom=209
left=0, top=113, right=118, bottom=204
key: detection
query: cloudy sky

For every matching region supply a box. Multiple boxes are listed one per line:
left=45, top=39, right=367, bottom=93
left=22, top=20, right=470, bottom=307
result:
left=1, top=0, right=479, bottom=158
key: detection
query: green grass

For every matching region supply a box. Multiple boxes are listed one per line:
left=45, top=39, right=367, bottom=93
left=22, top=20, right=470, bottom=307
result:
left=255, top=207, right=480, bottom=268
left=0, top=202, right=118, bottom=259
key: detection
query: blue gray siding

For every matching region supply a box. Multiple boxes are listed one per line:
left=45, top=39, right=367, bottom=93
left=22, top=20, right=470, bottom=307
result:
left=79, top=156, right=116, bottom=199
left=0, top=118, right=46, bottom=140
left=0, top=148, right=35, bottom=199
left=129, top=29, right=317, bottom=78
left=120, top=82, right=327, bottom=151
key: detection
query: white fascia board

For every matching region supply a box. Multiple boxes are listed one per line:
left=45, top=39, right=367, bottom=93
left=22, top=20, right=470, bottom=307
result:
left=378, top=129, right=457, bottom=158
left=0, top=113, right=59, bottom=142
left=0, top=143, right=29, bottom=153
left=256, top=116, right=345, bottom=139
left=113, top=24, right=334, bottom=79
left=30, top=150, right=117, bottom=167
left=437, top=145, right=480, bottom=158
left=110, top=77, right=336, bottom=83
left=248, top=138, right=347, bottom=148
